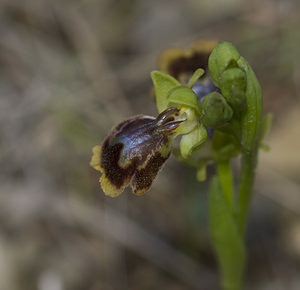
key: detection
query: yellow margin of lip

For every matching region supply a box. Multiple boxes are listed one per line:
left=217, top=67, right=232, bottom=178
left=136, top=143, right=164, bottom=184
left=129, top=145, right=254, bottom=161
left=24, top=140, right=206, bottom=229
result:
left=90, top=145, right=102, bottom=172
left=90, top=145, right=129, bottom=197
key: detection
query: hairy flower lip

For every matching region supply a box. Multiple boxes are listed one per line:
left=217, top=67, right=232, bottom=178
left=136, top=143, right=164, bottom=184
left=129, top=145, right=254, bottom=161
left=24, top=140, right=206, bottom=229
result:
left=90, top=107, right=184, bottom=197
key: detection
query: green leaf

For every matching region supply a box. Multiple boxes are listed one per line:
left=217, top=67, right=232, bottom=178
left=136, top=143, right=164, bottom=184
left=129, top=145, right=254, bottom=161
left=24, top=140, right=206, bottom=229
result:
left=167, top=86, right=202, bottom=117
left=208, top=42, right=240, bottom=87
left=209, top=177, right=246, bottom=290
left=180, top=124, right=207, bottom=159
left=151, top=71, right=181, bottom=113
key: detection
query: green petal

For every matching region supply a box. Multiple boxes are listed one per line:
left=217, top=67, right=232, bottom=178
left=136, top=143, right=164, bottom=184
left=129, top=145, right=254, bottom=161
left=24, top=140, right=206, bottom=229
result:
left=187, top=68, right=205, bottom=88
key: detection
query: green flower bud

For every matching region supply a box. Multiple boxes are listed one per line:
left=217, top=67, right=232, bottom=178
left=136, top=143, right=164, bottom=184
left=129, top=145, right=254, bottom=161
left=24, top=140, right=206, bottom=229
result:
left=208, top=42, right=240, bottom=87
left=201, top=92, right=233, bottom=128
left=220, top=68, right=247, bottom=112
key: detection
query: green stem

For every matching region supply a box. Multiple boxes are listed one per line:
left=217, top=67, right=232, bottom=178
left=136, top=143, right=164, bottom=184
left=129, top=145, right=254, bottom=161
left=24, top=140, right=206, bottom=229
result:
left=237, top=149, right=258, bottom=235
left=209, top=176, right=245, bottom=290
left=217, top=160, right=234, bottom=210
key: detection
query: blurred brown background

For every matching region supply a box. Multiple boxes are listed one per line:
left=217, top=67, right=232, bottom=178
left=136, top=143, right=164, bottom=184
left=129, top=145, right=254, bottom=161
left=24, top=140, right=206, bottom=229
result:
left=0, top=0, right=299, bottom=289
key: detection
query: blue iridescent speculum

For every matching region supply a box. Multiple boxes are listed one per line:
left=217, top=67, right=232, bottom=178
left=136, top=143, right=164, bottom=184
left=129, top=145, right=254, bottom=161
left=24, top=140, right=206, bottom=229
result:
left=192, top=77, right=218, bottom=103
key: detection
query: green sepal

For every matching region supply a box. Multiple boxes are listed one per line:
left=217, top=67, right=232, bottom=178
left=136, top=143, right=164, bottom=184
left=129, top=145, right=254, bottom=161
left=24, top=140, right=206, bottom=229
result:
left=208, top=41, right=240, bottom=87
left=209, top=176, right=245, bottom=290
left=167, top=86, right=202, bottom=117
left=187, top=68, right=205, bottom=88
left=201, top=92, right=233, bottom=128
left=180, top=124, right=207, bottom=159
left=220, top=68, right=247, bottom=113
left=151, top=71, right=181, bottom=113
